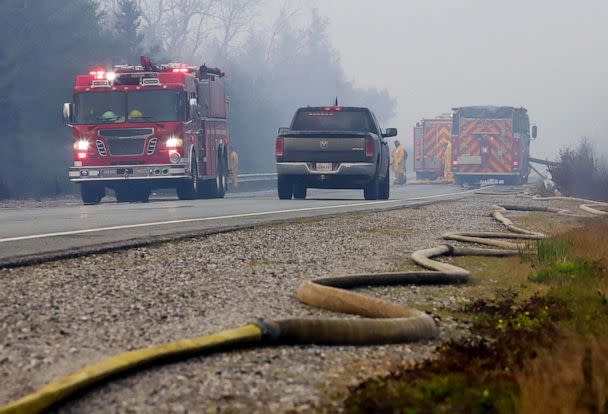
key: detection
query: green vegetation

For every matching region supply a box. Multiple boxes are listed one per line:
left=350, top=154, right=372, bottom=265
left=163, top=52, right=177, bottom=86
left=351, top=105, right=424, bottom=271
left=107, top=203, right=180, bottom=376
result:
left=344, top=218, right=608, bottom=414
left=548, top=139, right=608, bottom=202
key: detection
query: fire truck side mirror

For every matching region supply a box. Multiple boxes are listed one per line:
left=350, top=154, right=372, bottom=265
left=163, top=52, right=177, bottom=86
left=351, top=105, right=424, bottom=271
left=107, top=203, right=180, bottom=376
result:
left=189, top=98, right=199, bottom=120
left=63, top=103, right=74, bottom=126
left=531, top=125, right=538, bottom=139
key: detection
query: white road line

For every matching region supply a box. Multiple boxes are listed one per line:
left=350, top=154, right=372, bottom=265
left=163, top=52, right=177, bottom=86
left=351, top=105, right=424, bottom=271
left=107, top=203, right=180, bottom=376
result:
left=0, top=187, right=482, bottom=243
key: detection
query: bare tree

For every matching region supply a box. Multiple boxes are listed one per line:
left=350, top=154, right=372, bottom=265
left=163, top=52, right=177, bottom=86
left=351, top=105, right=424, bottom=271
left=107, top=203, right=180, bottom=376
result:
left=214, top=0, right=258, bottom=58
left=135, top=0, right=217, bottom=60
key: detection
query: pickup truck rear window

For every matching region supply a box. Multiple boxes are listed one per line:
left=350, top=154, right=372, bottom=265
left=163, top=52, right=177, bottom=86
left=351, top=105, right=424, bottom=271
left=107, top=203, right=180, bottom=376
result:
left=291, top=110, right=376, bottom=133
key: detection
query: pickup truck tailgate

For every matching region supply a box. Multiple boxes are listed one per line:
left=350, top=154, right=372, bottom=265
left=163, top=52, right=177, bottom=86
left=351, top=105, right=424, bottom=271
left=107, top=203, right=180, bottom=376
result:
left=281, top=131, right=369, bottom=162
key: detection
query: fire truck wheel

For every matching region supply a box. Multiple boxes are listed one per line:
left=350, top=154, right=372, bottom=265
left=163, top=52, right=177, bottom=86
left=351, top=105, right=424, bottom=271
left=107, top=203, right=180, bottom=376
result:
left=81, top=183, right=104, bottom=204
left=215, top=155, right=227, bottom=199
left=378, top=165, right=390, bottom=200
left=293, top=184, right=307, bottom=200
left=177, top=157, right=200, bottom=200
left=277, top=176, right=293, bottom=200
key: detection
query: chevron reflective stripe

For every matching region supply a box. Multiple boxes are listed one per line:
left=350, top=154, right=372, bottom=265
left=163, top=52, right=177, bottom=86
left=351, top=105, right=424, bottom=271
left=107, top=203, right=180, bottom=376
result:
left=456, top=118, right=515, bottom=173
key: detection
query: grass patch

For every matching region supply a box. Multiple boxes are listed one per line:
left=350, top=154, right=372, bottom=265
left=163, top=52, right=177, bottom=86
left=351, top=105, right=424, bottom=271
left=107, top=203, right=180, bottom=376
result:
left=343, top=218, right=608, bottom=413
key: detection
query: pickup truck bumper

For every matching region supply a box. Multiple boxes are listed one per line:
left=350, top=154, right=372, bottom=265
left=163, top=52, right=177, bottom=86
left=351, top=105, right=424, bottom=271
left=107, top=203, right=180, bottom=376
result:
left=276, top=162, right=376, bottom=189
left=276, top=162, right=375, bottom=176
left=68, top=164, right=188, bottom=182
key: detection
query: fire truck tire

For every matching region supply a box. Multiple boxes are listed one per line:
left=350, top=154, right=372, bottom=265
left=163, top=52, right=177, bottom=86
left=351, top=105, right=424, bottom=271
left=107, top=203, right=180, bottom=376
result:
left=293, top=184, right=307, bottom=200
left=80, top=183, right=104, bottom=204
left=215, top=155, right=227, bottom=199
left=378, top=165, right=390, bottom=200
left=177, top=157, right=200, bottom=200
left=277, top=176, right=293, bottom=200
left=364, top=174, right=380, bottom=200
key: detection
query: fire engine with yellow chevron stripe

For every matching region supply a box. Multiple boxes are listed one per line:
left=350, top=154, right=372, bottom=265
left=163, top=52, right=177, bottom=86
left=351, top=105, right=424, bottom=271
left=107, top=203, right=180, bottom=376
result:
left=413, top=114, right=453, bottom=180
left=62, top=56, right=231, bottom=204
left=450, top=106, right=537, bottom=185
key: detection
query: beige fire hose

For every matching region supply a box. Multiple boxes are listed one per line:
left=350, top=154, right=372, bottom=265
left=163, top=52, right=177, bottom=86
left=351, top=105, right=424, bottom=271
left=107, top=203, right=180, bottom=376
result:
left=1, top=198, right=607, bottom=414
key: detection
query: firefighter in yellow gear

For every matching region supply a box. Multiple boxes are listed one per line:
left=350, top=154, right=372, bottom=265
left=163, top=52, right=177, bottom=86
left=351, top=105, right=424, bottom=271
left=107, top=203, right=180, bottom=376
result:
left=230, top=147, right=239, bottom=190
left=442, top=141, right=454, bottom=181
left=391, top=140, right=407, bottom=184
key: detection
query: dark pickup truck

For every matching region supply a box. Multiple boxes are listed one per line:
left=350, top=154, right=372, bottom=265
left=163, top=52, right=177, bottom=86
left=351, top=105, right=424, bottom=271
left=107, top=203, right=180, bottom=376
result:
left=275, top=106, right=397, bottom=200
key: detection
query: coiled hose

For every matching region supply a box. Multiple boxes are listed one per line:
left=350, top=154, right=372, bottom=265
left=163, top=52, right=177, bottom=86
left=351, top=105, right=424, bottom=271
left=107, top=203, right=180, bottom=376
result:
left=1, top=199, right=607, bottom=414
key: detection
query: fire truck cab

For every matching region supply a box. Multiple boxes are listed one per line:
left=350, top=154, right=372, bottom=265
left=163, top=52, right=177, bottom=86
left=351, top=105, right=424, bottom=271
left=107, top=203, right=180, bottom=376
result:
left=63, top=57, right=231, bottom=204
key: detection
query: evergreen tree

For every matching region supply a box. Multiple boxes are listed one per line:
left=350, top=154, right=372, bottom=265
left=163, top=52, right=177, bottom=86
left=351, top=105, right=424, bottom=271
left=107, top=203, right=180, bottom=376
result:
left=114, top=0, right=144, bottom=64
left=0, top=0, right=118, bottom=196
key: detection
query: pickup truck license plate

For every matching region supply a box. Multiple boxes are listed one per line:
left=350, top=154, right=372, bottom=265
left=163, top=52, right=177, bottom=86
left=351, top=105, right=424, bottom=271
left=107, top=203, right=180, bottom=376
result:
left=316, top=162, right=333, bottom=172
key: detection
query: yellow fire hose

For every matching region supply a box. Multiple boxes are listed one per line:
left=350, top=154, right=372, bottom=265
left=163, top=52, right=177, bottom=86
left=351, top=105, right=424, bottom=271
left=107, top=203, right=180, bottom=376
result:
left=1, top=199, right=607, bottom=414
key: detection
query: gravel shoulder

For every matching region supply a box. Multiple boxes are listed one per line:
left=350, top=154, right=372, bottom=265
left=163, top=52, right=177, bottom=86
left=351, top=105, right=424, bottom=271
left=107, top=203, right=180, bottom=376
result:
left=0, top=193, right=589, bottom=413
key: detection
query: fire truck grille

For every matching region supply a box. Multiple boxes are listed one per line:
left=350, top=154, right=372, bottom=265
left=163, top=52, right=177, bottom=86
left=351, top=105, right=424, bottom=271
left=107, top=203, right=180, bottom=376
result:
left=96, top=140, right=107, bottom=156
left=107, top=138, right=146, bottom=156
left=98, top=128, right=154, bottom=156
left=146, top=138, right=158, bottom=155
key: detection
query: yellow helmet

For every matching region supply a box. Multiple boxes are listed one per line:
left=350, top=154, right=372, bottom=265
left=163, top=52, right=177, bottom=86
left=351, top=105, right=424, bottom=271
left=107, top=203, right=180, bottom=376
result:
left=129, top=109, right=143, bottom=119
left=102, top=111, right=116, bottom=120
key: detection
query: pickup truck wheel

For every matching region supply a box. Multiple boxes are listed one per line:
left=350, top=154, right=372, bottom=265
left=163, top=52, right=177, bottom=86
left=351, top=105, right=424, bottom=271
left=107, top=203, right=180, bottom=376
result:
left=378, top=165, right=390, bottom=200
left=364, top=175, right=380, bottom=200
left=81, top=183, right=104, bottom=204
left=177, top=157, right=200, bottom=200
left=277, top=176, right=293, bottom=200
left=293, top=184, right=307, bottom=200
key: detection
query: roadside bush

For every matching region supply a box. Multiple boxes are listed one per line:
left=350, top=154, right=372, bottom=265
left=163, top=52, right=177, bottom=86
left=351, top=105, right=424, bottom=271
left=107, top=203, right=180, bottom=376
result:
left=548, top=139, right=608, bottom=201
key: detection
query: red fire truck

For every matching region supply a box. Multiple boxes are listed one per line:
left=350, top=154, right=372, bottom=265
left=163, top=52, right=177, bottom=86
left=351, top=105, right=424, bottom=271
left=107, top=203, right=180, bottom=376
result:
left=451, top=106, right=537, bottom=185
left=413, top=114, right=452, bottom=180
left=63, top=57, right=231, bottom=204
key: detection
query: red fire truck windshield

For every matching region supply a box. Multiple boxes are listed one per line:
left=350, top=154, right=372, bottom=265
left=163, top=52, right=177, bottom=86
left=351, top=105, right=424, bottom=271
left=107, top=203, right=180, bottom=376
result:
left=74, top=90, right=183, bottom=124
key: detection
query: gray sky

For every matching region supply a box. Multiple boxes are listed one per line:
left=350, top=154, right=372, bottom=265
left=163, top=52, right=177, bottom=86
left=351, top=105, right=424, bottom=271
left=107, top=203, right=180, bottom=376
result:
left=312, top=0, right=608, bottom=159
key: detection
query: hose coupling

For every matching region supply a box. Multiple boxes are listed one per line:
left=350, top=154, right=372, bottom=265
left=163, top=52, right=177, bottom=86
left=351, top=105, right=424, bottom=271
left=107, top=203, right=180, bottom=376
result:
left=251, top=318, right=280, bottom=341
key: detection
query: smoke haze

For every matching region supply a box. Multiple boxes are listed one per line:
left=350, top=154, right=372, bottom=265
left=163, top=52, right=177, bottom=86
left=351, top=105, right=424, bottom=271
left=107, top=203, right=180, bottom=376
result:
left=1, top=0, right=605, bottom=198
left=314, top=0, right=608, bottom=158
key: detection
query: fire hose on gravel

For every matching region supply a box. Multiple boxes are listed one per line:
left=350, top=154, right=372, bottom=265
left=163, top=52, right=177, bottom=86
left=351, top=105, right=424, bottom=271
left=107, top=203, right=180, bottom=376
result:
left=1, top=197, right=607, bottom=414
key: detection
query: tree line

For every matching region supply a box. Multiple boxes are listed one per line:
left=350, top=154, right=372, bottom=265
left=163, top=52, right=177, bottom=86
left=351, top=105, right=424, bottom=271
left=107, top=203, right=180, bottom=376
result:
left=0, top=0, right=395, bottom=198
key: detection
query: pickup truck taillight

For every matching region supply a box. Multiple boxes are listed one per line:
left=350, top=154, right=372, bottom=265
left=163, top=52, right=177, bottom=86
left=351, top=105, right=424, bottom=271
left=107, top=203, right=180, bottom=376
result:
left=364, top=137, right=375, bottom=157
left=275, top=137, right=284, bottom=157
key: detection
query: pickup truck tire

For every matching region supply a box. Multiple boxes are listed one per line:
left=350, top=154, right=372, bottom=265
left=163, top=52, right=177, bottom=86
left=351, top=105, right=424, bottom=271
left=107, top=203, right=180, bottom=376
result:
left=81, top=183, right=104, bottom=204
left=277, top=176, right=293, bottom=200
left=177, top=156, right=200, bottom=200
left=364, top=174, right=380, bottom=200
left=293, top=184, right=307, bottom=200
left=378, top=165, right=390, bottom=200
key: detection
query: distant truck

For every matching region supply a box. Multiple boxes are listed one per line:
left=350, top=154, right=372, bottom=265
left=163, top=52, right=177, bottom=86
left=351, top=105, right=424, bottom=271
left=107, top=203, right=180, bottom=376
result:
left=275, top=106, right=396, bottom=200
left=451, top=106, right=537, bottom=185
left=413, top=114, right=452, bottom=180
left=63, top=57, right=231, bottom=204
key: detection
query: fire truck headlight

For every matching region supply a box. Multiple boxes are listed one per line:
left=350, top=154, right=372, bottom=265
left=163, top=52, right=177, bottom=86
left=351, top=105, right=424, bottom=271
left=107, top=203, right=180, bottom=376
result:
left=106, top=72, right=116, bottom=82
left=74, top=139, right=90, bottom=151
left=165, top=136, right=183, bottom=148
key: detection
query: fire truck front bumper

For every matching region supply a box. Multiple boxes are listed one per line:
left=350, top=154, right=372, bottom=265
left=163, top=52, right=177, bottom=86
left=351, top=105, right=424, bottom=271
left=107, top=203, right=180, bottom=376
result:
left=68, top=164, right=188, bottom=182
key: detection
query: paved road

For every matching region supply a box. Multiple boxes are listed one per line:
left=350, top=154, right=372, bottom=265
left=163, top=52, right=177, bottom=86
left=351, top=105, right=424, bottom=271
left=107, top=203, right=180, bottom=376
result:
left=0, top=184, right=482, bottom=266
